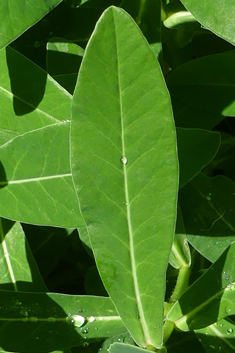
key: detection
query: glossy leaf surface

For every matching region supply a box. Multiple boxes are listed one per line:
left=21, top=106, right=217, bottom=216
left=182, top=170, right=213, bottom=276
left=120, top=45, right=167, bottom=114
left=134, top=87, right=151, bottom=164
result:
left=180, top=0, right=235, bottom=46
left=71, top=6, right=178, bottom=348
left=167, top=242, right=235, bottom=331
left=167, top=51, right=235, bottom=117
left=0, top=0, right=62, bottom=49
left=0, top=291, right=124, bottom=352
left=179, top=173, right=235, bottom=262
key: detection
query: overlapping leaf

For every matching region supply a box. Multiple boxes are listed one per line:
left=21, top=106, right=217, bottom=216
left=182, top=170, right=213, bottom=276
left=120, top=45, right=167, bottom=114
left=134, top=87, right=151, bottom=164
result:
left=71, top=6, right=178, bottom=348
left=0, top=47, right=85, bottom=229
left=180, top=0, right=235, bottom=46
left=0, top=0, right=62, bottom=49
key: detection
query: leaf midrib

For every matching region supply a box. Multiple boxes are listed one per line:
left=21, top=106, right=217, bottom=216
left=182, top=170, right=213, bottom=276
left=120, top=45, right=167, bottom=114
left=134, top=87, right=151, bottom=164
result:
left=113, top=12, right=151, bottom=346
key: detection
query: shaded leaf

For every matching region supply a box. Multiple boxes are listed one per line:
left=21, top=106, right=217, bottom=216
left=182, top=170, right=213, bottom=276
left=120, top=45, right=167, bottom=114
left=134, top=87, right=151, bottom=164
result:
left=179, top=173, right=235, bottom=262
left=167, top=242, right=235, bottom=331
left=167, top=51, right=235, bottom=117
left=196, top=318, right=235, bottom=353
left=177, top=128, right=220, bottom=188
left=71, top=6, right=178, bottom=348
left=0, top=0, right=62, bottom=50
left=0, top=218, right=47, bottom=292
left=0, top=291, right=124, bottom=352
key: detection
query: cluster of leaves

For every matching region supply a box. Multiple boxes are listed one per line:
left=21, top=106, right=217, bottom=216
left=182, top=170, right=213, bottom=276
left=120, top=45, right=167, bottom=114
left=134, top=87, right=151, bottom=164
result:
left=1, top=0, right=235, bottom=352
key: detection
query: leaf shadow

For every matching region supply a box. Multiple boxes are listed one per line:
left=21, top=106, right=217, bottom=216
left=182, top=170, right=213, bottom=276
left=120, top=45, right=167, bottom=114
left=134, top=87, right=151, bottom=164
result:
left=0, top=161, right=7, bottom=189
left=6, top=46, right=47, bottom=116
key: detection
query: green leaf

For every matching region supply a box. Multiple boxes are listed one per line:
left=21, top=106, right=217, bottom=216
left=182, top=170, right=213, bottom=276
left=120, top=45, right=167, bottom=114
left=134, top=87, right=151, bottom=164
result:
left=0, top=0, right=62, bottom=50
left=179, top=173, right=235, bottom=262
left=71, top=6, right=178, bottom=348
left=167, top=242, right=235, bottom=331
left=0, top=291, right=125, bottom=352
left=109, top=342, right=156, bottom=353
left=100, top=332, right=134, bottom=352
left=0, top=218, right=47, bottom=292
left=177, top=128, right=220, bottom=188
left=180, top=0, right=235, bottom=46
left=167, top=51, right=235, bottom=117
left=0, top=47, right=85, bottom=229
left=195, top=318, right=235, bottom=352
left=121, top=0, right=162, bottom=58
left=0, top=46, right=72, bottom=146
left=0, top=123, right=84, bottom=228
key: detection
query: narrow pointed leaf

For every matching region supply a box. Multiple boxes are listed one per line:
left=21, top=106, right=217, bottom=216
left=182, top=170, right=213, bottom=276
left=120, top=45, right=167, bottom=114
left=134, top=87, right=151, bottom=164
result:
left=71, top=6, right=178, bottom=348
left=0, top=0, right=62, bottom=50
left=0, top=291, right=124, bottom=352
left=0, top=218, right=47, bottom=292
left=167, top=242, right=235, bottom=331
left=180, top=0, right=235, bottom=46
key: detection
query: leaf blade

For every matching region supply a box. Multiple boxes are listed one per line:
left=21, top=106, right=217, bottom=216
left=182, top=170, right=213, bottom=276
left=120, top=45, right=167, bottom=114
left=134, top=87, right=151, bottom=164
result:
left=71, top=6, right=178, bottom=348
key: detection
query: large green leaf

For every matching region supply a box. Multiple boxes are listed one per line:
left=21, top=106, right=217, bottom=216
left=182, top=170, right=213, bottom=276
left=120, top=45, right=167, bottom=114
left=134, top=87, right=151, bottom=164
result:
left=0, top=0, right=62, bottom=50
left=180, top=0, right=235, bottom=46
left=0, top=218, right=47, bottom=292
left=71, top=6, right=178, bottom=348
left=167, top=242, right=235, bottom=331
left=167, top=51, right=235, bottom=117
left=0, top=291, right=124, bottom=352
left=179, top=173, right=235, bottom=262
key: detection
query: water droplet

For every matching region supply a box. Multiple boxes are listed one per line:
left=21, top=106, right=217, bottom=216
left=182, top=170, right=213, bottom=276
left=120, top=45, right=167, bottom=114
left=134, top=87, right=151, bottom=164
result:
left=227, top=328, right=233, bottom=333
left=82, top=342, right=89, bottom=347
left=15, top=301, right=22, bottom=306
left=81, top=328, right=89, bottom=334
left=206, top=196, right=211, bottom=201
left=88, top=316, right=95, bottom=323
left=78, top=309, right=83, bottom=313
left=47, top=317, right=56, bottom=323
left=120, top=156, right=128, bottom=165
left=20, top=310, right=28, bottom=317
left=29, top=317, right=38, bottom=323
left=117, top=338, right=121, bottom=342
left=36, top=337, right=39, bottom=340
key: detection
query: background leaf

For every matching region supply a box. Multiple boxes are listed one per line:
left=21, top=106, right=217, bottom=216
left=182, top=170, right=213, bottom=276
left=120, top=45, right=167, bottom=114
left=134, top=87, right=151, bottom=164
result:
left=179, top=173, right=235, bottom=262
left=0, top=218, right=47, bottom=292
left=0, top=0, right=62, bottom=50
left=180, top=0, right=235, bottom=46
left=177, top=128, right=220, bottom=188
left=167, top=242, right=235, bottom=331
left=0, top=291, right=125, bottom=352
left=167, top=51, right=235, bottom=117
left=71, top=5, right=178, bottom=349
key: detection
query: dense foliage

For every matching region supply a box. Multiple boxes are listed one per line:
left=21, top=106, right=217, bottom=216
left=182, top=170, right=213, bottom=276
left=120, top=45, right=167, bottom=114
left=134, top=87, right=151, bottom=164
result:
left=0, top=0, right=235, bottom=352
